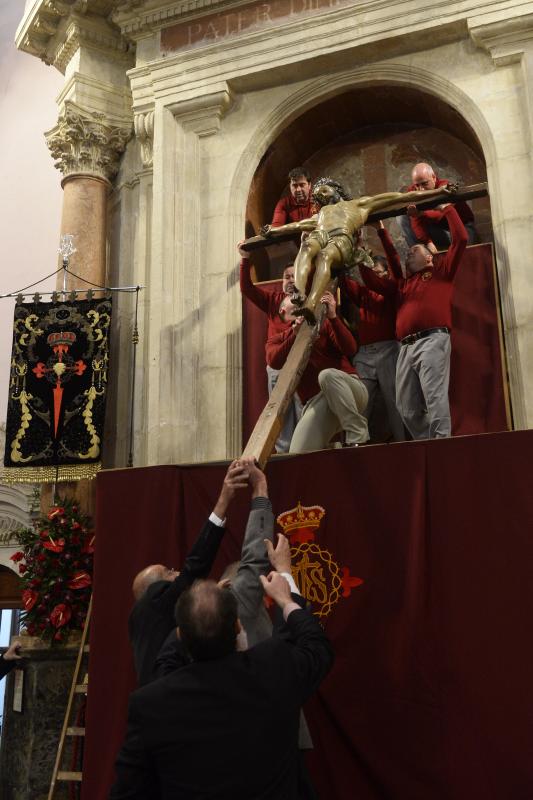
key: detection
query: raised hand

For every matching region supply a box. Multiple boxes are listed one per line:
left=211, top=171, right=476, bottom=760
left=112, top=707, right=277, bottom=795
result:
left=240, top=456, right=268, bottom=498
left=259, top=571, right=292, bottom=608
left=264, top=533, right=291, bottom=573
left=443, top=181, right=459, bottom=194
left=320, top=291, right=337, bottom=319
left=3, top=640, right=22, bottom=661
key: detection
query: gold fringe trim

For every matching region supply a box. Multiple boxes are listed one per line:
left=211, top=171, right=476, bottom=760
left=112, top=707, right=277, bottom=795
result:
left=1, top=462, right=101, bottom=484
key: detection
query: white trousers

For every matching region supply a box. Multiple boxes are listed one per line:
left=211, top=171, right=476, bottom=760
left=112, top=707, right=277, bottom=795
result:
left=289, top=369, right=369, bottom=453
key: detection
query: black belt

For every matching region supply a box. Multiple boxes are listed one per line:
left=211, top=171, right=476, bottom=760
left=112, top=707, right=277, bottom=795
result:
left=400, top=327, right=449, bottom=346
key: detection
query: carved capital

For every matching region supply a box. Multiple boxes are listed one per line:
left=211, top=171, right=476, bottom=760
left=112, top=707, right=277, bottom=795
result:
left=134, top=110, right=154, bottom=167
left=169, top=87, right=234, bottom=136
left=45, top=101, right=132, bottom=182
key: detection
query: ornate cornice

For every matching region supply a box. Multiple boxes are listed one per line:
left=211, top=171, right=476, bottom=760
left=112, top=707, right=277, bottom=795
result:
left=468, top=12, right=533, bottom=65
left=54, top=14, right=133, bottom=72
left=112, top=0, right=254, bottom=38
left=169, top=86, right=234, bottom=135
left=16, top=0, right=131, bottom=73
left=45, top=101, right=133, bottom=181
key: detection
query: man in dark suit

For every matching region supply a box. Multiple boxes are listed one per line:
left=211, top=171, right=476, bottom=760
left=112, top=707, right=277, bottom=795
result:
left=110, top=572, right=334, bottom=799
left=128, top=459, right=249, bottom=686
left=153, top=458, right=274, bottom=677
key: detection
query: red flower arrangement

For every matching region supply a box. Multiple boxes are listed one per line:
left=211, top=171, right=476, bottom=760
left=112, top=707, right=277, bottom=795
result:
left=12, top=499, right=94, bottom=643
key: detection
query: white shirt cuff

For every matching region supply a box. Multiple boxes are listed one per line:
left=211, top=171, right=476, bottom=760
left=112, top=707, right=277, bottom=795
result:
left=209, top=511, right=225, bottom=527
left=280, top=572, right=301, bottom=596
left=283, top=601, right=302, bottom=621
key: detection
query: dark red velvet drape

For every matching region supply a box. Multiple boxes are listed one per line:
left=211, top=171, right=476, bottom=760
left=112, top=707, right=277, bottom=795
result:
left=84, top=431, right=533, bottom=800
left=242, top=243, right=509, bottom=443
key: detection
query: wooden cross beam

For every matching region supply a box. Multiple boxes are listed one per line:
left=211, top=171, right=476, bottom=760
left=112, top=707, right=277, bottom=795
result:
left=241, top=320, right=318, bottom=467
left=241, top=182, right=488, bottom=252
left=242, top=291, right=333, bottom=468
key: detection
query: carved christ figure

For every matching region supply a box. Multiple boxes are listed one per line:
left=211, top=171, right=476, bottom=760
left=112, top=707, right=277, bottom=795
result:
left=261, top=177, right=458, bottom=323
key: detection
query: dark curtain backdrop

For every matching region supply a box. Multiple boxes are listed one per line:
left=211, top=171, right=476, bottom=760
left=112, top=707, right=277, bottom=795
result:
left=84, top=431, right=533, bottom=800
left=243, top=243, right=509, bottom=443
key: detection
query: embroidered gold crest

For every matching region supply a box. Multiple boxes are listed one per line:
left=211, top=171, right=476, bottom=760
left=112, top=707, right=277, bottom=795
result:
left=277, top=502, right=363, bottom=619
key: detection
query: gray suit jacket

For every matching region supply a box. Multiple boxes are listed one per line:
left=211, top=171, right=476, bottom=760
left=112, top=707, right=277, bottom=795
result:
left=231, top=497, right=313, bottom=750
left=231, top=497, right=274, bottom=648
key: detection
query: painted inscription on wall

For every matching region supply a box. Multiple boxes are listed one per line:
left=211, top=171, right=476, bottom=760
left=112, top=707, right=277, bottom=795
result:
left=161, top=0, right=351, bottom=53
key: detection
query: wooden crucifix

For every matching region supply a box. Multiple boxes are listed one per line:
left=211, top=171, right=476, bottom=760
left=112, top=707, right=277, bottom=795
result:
left=242, top=181, right=488, bottom=468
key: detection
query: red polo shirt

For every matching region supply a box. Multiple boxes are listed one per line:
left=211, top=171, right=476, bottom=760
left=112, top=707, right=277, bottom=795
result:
left=361, top=206, right=468, bottom=340
left=407, top=176, right=474, bottom=244
left=266, top=317, right=358, bottom=405
left=271, top=195, right=318, bottom=226
left=340, top=276, right=396, bottom=344
left=239, top=258, right=289, bottom=338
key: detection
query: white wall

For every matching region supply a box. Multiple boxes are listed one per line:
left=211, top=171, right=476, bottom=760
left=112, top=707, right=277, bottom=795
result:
left=0, top=2, right=63, bottom=423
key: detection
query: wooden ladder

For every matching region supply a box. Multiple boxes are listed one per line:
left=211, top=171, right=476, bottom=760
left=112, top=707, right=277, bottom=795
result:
left=48, top=595, right=92, bottom=799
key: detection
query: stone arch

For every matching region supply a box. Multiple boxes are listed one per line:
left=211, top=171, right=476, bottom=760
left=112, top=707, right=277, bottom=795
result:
left=231, top=63, right=500, bottom=213
left=229, top=61, right=522, bottom=424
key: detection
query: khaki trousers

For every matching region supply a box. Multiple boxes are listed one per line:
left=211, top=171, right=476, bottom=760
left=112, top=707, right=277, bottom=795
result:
left=289, top=369, right=369, bottom=453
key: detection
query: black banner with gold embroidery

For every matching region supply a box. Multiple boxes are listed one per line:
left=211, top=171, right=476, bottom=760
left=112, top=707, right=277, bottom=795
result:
left=3, top=298, right=112, bottom=483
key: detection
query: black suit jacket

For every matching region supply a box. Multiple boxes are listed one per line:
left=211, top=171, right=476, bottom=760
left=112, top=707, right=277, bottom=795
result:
left=111, top=608, right=333, bottom=800
left=128, top=518, right=225, bottom=686
left=0, top=654, right=15, bottom=681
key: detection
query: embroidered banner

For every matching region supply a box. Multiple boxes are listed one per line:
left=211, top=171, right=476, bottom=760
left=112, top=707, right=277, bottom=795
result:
left=3, top=297, right=112, bottom=483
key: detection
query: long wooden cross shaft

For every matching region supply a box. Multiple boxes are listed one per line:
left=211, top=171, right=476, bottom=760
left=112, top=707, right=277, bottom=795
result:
left=241, top=321, right=318, bottom=467
left=241, top=182, right=488, bottom=252
left=242, top=289, right=335, bottom=468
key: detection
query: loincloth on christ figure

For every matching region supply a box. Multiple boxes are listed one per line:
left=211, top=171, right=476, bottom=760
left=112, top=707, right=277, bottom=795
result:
left=308, top=227, right=355, bottom=264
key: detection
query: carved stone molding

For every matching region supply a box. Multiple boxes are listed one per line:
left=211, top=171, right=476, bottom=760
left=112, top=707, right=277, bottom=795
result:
left=16, top=1, right=130, bottom=73
left=54, top=14, right=133, bottom=73
left=113, top=0, right=233, bottom=38
left=469, top=13, right=533, bottom=66
left=169, top=87, right=234, bottom=136
left=134, top=110, right=154, bottom=167
left=46, top=101, right=132, bottom=182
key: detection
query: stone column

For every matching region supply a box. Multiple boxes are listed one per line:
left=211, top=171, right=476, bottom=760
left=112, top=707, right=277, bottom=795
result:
left=45, top=101, right=131, bottom=290
left=469, top=13, right=533, bottom=429
left=39, top=102, right=131, bottom=510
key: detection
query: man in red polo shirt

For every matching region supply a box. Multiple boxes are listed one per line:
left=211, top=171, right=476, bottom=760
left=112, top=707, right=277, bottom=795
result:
left=266, top=291, right=368, bottom=452
left=361, top=206, right=467, bottom=439
left=271, top=167, right=318, bottom=226
left=398, top=162, right=477, bottom=251
left=340, top=253, right=406, bottom=442
left=239, top=243, right=302, bottom=452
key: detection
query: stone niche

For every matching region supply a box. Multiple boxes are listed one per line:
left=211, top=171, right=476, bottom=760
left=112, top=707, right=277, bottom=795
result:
left=0, top=639, right=80, bottom=800
left=248, top=84, right=491, bottom=280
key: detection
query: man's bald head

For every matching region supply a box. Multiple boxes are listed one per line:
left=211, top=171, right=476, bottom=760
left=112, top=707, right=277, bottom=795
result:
left=176, top=580, right=239, bottom=661
left=411, top=162, right=437, bottom=190
left=132, top=564, right=179, bottom=600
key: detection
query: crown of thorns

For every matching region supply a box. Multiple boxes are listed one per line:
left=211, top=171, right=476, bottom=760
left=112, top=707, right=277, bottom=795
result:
left=312, top=177, right=352, bottom=202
